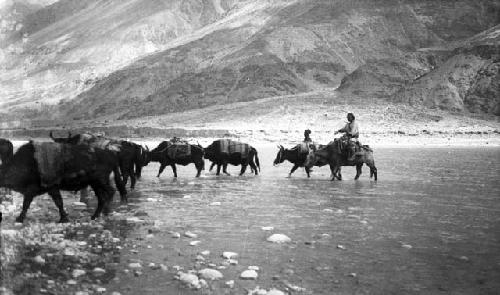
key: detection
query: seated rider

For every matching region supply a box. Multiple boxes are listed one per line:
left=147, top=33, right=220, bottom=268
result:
left=303, top=129, right=312, bottom=144
left=334, top=113, right=359, bottom=161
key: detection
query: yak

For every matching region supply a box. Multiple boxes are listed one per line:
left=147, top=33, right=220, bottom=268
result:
left=148, top=141, right=204, bottom=178
left=204, top=139, right=260, bottom=176
left=0, top=141, right=123, bottom=223
left=273, top=144, right=328, bottom=178
left=50, top=131, right=144, bottom=194
left=0, top=138, right=14, bottom=223
left=304, top=139, right=377, bottom=181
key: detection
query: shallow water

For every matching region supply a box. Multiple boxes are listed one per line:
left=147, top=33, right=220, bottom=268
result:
left=2, top=146, right=500, bottom=294
left=104, top=146, right=500, bottom=294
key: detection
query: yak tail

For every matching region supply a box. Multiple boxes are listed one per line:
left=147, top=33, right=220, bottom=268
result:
left=254, top=148, right=261, bottom=172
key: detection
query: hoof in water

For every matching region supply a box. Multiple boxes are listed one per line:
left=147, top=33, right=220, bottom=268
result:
left=59, top=216, right=69, bottom=223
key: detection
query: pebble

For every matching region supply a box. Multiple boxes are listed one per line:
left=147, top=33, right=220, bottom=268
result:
left=227, top=259, right=238, bottom=265
left=128, top=263, right=142, bottom=269
left=225, top=280, right=234, bottom=288
left=337, top=245, right=346, bottom=250
left=210, top=202, right=221, bottom=206
left=66, top=280, right=77, bottom=285
left=72, top=269, right=86, bottom=278
left=402, top=244, right=413, bottom=249
left=459, top=256, right=469, bottom=261
left=323, top=208, right=334, bottom=213
left=183, top=195, right=192, bottom=199
left=267, top=234, right=291, bottom=243
left=96, top=287, right=106, bottom=293
left=348, top=272, right=357, bottom=277
left=248, top=266, right=260, bottom=271
left=171, top=232, right=181, bottom=238
left=200, top=250, right=210, bottom=256
left=240, top=269, right=258, bottom=280
left=267, top=289, right=286, bottom=295
left=72, top=202, right=87, bottom=209
left=126, top=217, right=145, bottom=224
left=93, top=267, right=106, bottom=275
left=261, top=226, right=274, bottom=231
left=196, top=255, right=205, bottom=261
left=178, top=272, right=201, bottom=289
left=63, top=248, right=76, bottom=256
left=198, top=268, right=224, bottom=280
left=160, top=264, right=168, bottom=271
left=222, top=252, right=238, bottom=259
left=189, top=240, right=201, bottom=246
left=33, top=255, right=46, bottom=265
left=111, top=292, right=122, bottom=295
left=184, top=231, right=198, bottom=238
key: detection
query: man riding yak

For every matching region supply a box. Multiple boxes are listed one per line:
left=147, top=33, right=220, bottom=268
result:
left=334, top=112, right=360, bottom=161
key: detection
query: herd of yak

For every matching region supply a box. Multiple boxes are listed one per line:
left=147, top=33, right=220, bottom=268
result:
left=0, top=132, right=377, bottom=224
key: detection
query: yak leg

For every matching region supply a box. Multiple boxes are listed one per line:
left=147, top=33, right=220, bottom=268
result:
left=355, top=164, right=363, bottom=180
left=48, top=189, right=69, bottom=223
left=216, top=164, right=222, bottom=176
left=89, top=184, right=106, bottom=220
left=240, top=164, right=247, bottom=176
left=367, top=160, right=377, bottom=181
left=101, top=181, right=116, bottom=215
left=157, top=163, right=167, bottom=177
left=80, top=186, right=90, bottom=203
left=129, top=168, right=136, bottom=189
left=222, top=162, right=230, bottom=176
left=16, top=192, right=36, bottom=223
left=329, top=164, right=337, bottom=181
left=171, top=164, right=178, bottom=178
left=195, top=161, right=203, bottom=177
left=288, top=164, right=300, bottom=177
left=209, top=162, right=216, bottom=172
left=249, top=160, right=258, bottom=175
left=305, top=166, right=312, bottom=178
left=113, top=167, right=127, bottom=203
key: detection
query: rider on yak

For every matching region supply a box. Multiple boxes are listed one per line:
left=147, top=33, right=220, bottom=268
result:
left=335, top=112, right=360, bottom=161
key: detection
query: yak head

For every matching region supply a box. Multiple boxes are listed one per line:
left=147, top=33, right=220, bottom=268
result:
left=273, top=145, right=285, bottom=166
left=140, top=145, right=151, bottom=166
left=203, top=144, right=216, bottom=161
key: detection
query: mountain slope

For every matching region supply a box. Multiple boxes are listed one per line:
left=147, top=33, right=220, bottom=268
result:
left=1, top=0, right=499, bottom=122
left=0, top=0, right=242, bottom=114
left=392, top=26, right=500, bottom=115
left=60, top=0, right=500, bottom=120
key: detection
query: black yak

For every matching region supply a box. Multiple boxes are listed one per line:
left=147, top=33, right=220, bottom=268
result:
left=50, top=131, right=144, bottom=194
left=204, top=139, right=260, bottom=176
left=148, top=141, right=205, bottom=178
left=0, top=141, right=124, bottom=223
left=272, top=144, right=328, bottom=178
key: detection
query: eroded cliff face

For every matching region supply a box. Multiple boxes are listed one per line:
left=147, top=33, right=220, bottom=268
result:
left=1, top=0, right=499, bottom=121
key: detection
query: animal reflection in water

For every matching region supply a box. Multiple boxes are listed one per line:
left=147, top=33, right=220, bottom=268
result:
left=304, top=139, right=377, bottom=181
